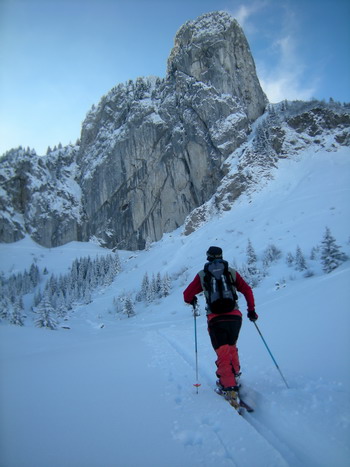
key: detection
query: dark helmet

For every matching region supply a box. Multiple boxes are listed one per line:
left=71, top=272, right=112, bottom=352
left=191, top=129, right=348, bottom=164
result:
left=206, top=246, right=223, bottom=261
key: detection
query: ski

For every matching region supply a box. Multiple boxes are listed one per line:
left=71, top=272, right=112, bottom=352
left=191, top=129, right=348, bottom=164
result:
left=215, top=387, right=243, bottom=414
left=238, top=398, right=254, bottom=413
left=215, top=387, right=254, bottom=413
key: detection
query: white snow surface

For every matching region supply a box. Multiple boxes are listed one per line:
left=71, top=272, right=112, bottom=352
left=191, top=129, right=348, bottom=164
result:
left=1, top=144, right=350, bottom=467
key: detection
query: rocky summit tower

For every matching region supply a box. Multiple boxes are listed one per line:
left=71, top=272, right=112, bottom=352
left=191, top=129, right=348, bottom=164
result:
left=167, top=11, right=267, bottom=121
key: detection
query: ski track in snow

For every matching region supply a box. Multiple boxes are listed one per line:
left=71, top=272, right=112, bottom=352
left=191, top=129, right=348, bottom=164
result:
left=146, top=310, right=350, bottom=467
left=151, top=327, right=291, bottom=466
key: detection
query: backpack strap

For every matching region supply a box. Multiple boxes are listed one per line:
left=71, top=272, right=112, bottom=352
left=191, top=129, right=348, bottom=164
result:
left=202, top=262, right=211, bottom=291
left=227, top=267, right=237, bottom=287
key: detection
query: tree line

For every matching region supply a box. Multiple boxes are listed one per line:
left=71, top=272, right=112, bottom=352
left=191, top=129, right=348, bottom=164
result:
left=238, top=226, right=348, bottom=288
left=0, top=226, right=347, bottom=328
left=113, top=271, right=171, bottom=318
left=0, top=254, right=122, bottom=330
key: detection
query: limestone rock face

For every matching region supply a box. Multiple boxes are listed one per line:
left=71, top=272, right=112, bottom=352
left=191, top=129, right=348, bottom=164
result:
left=0, top=11, right=267, bottom=249
left=77, top=72, right=252, bottom=249
left=167, top=11, right=267, bottom=121
left=0, top=147, right=81, bottom=246
left=183, top=101, right=350, bottom=235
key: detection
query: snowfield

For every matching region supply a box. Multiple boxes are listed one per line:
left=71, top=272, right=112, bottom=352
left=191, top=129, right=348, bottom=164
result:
left=1, top=143, right=350, bottom=466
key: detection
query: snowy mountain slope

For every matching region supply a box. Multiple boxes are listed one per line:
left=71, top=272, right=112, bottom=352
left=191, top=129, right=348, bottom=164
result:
left=0, top=142, right=350, bottom=466
left=0, top=267, right=349, bottom=467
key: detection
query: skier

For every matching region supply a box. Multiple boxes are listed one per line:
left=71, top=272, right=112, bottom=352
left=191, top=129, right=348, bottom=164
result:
left=183, top=246, right=258, bottom=405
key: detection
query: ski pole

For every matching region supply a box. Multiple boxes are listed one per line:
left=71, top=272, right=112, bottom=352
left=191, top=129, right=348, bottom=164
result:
left=253, top=322, right=289, bottom=389
left=192, top=303, right=201, bottom=393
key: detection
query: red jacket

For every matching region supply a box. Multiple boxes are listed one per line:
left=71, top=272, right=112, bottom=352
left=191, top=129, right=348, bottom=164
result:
left=183, top=270, right=255, bottom=321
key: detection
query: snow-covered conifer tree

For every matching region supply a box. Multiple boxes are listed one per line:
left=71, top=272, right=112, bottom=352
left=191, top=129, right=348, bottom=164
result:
left=9, top=299, right=24, bottom=326
left=245, top=239, right=261, bottom=287
left=21, top=270, right=32, bottom=294
left=70, top=259, right=79, bottom=284
left=55, top=290, right=67, bottom=318
left=262, top=244, right=282, bottom=269
left=0, top=295, right=11, bottom=321
left=155, top=272, right=162, bottom=298
left=162, top=273, right=171, bottom=297
left=113, top=253, right=122, bottom=274
left=147, top=274, right=157, bottom=303
left=29, top=263, right=40, bottom=288
left=320, top=227, right=347, bottom=273
left=123, top=296, right=135, bottom=318
left=35, top=292, right=57, bottom=330
left=104, top=255, right=118, bottom=285
left=138, top=273, right=150, bottom=302
left=247, top=239, right=257, bottom=265
left=295, top=246, right=307, bottom=271
left=286, top=252, right=294, bottom=267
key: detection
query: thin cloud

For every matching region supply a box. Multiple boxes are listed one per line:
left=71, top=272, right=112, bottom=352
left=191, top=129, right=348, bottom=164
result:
left=230, top=1, right=318, bottom=102
left=231, top=1, right=268, bottom=33
left=258, top=35, right=318, bottom=102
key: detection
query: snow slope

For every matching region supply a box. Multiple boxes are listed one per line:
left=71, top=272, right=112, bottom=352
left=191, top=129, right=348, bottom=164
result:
left=0, top=144, right=350, bottom=467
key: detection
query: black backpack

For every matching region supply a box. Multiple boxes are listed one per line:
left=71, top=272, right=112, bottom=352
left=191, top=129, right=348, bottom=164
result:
left=203, top=259, right=237, bottom=313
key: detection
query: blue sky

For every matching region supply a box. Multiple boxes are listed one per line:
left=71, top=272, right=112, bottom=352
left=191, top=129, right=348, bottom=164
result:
left=0, top=0, right=349, bottom=156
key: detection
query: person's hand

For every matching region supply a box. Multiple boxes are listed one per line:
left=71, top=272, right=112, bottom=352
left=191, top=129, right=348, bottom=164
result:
left=190, top=297, right=198, bottom=307
left=247, top=309, right=258, bottom=321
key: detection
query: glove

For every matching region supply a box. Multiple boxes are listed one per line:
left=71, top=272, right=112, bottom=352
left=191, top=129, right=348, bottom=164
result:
left=190, top=297, right=198, bottom=307
left=247, top=309, right=258, bottom=322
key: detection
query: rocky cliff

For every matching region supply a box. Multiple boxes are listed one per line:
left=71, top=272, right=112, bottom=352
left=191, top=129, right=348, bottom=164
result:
left=183, top=99, right=350, bottom=235
left=4, top=12, right=348, bottom=251
left=0, top=11, right=268, bottom=249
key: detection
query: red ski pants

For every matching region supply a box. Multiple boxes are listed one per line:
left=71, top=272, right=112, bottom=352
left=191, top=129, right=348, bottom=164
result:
left=208, top=316, right=242, bottom=388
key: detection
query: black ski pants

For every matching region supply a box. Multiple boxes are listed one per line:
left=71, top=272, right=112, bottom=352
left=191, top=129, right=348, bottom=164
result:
left=208, top=315, right=242, bottom=350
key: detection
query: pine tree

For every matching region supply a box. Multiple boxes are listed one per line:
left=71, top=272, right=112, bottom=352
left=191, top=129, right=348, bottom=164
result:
left=29, top=263, right=40, bottom=288
left=155, top=272, right=162, bottom=298
left=114, top=253, right=122, bottom=274
left=320, top=227, right=347, bottom=273
left=247, top=239, right=257, bottom=265
left=138, top=273, right=150, bottom=302
left=295, top=246, right=307, bottom=271
left=245, top=239, right=261, bottom=287
left=0, top=295, right=11, bottom=321
left=262, top=244, right=282, bottom=269
left=123, top=296, right=135, bottom=318
left=162, top=273, right=171, bottom=297
left=9, top=299, right=24, bottom=326
left=55, top=290, right=67, bottom=318
left=104, top=255, right=118, bottom=285
left=35, top=293, right=57, bottom=330
left=47, top=274, right=59, bottom=297
left=286, top=252, right=294, bottom=267
left=147, top=274, right=156, bottom=303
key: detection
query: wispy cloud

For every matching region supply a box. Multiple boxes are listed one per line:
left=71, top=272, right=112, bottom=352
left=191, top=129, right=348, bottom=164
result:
left=231, top=1, right=268, bottom=33
left=258, top=34, right=318, bottom=102
left=229, top=1, right=318, bottom=102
